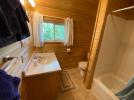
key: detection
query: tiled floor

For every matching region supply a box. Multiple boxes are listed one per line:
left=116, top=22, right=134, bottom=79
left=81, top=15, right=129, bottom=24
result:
left=55, top=68, right=97, bottom=100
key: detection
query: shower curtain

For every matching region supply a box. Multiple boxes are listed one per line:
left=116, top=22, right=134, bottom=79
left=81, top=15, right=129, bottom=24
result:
left=33, top=12, right=44, bottom=47
left=64, top=17, right=74, bottom=46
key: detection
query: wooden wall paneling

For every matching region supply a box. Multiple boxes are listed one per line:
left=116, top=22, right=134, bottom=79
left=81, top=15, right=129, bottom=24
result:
left=35, top=0, right=98, bottom=17
left=23, top=0, right=134, bottom=92
left=107, top=0, right=130, bottom=19
left=127, top=0, right=134, bottom=20
left=127, top=9, right=134, bottom=20
left=26, top=0, right=99, bottom=69
left=107, top=0, right=134, bottom=20
left=83, top=0, right=134, bottom=89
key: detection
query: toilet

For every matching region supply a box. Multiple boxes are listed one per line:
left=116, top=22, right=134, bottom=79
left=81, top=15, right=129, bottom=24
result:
left=78, top=53, right=89, bottom=77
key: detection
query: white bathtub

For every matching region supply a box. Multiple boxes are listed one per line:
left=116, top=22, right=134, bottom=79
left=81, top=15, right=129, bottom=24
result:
left=92, top=74, right=127, bottom=100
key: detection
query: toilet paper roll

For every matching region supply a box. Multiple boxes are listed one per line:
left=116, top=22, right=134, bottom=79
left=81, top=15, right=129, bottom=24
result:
left=67, top=48, right=71, bottom=53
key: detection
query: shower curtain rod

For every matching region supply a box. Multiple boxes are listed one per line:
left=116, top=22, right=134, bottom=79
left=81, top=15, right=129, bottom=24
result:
left=112, top=5, right=134, bottom=13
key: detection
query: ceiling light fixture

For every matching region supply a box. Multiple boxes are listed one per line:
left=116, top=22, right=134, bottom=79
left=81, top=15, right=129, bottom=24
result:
left=28, top=0, right=36, bottom=7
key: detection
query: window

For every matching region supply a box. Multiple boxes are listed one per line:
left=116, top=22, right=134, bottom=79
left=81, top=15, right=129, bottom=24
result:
left=42, top=18, right=65, bottom=42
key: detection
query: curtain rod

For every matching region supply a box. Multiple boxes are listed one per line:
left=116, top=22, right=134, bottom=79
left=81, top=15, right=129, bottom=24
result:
left=43, top=14, right=66, bottom=20
left=112, top=6, right=134, bottom=13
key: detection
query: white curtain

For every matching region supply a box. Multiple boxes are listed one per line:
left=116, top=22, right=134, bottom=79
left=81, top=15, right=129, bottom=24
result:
left=64, top=17, right=74, bottom=46
left=33, top=12, right=44, bottom=47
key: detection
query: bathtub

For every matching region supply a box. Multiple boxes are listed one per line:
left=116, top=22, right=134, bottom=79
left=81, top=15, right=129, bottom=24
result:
left=92, top=74, right=127, bottom=100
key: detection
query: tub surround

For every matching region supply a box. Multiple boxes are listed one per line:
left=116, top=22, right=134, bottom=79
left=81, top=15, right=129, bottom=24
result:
left=113, top=20, right=134, bottom=81
left=93, top=15, right=134, bottom=100
left=95, top=15, right=134, bottom=81
left=94, top=15, right=126, bottom=76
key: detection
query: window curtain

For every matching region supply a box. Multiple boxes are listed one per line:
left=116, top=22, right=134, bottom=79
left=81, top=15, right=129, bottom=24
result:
left=64, top=17, right=74, bottom=46
left=33, top=12, right=44, bottom=47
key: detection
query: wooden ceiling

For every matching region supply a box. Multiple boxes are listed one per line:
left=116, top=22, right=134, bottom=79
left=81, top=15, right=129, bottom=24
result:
left=25, top=0, right=99, bottom=18
left=107, top=0, right=134, bottom=20
left=127, top=0, right=134, bottom=20
left=25, top=0, right=134, bottom=20
left=24, top=0, right=100, bottom=69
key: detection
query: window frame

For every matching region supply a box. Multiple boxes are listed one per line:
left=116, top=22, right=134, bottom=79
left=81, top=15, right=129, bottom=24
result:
left=43, top=17, right=65, bottom=43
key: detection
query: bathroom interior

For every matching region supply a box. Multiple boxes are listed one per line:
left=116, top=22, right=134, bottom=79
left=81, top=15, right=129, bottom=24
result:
left=0, top=0, right=134, bottom=100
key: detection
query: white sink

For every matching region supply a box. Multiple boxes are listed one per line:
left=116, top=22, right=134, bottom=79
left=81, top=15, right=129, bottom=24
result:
left=24, top=52, right=61, bottom=76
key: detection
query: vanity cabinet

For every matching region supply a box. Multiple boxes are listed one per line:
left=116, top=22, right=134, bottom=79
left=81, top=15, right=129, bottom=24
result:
left=22, top=53, right=61, bottom=100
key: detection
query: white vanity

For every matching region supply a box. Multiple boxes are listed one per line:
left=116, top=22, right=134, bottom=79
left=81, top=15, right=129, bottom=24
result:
left=24, top=53, right=61, bottom=76
left=22, top=53, right=61, bottom=100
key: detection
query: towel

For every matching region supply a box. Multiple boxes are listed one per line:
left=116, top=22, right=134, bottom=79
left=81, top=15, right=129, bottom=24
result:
left=0, top=70, right=20, bottom=100
left=0, top=0, right=30, bottom=48
left=116, top=78, right=134, bottom=100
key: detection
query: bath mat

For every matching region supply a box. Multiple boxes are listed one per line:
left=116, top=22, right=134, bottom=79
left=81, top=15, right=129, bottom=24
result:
left=60, top=70, right=75, bottom=93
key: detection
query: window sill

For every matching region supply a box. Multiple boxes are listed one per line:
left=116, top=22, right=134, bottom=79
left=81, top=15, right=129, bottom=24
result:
left=44, top=41, right=64, bottom=44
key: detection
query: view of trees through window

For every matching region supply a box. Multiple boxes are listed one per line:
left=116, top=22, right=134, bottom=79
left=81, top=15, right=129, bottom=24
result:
left=43, top=22, right=65, bottom=42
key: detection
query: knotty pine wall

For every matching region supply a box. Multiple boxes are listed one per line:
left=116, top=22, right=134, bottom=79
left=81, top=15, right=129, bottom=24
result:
left=25, top=0, right=99, bottom=69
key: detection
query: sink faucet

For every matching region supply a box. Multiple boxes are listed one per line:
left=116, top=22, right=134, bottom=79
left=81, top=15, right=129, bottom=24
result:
left=3, top=56, right=18, bottom=62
